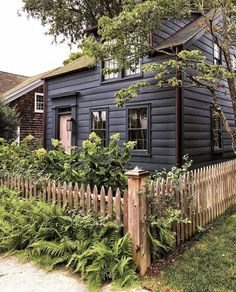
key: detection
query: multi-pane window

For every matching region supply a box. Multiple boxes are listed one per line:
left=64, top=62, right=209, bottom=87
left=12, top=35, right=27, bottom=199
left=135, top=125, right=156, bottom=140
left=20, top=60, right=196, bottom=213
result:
left=213, top=43, right=222, bottom=65
left=211, top=109, right=223, bottom=152
left=103, top=40, right=118, bottom=81
left=124, top=60, right=141, bottom=76
left=102, top=38, right=141, bottom=81
left=35, top=93, right=44, bottom=113
left=128, top=107, right=148, bottom=151
left=91, top=109, right=107, bottom=146
left=124, top=37, right=141, bottom=77
left=103, top=59, right=119, bottom=80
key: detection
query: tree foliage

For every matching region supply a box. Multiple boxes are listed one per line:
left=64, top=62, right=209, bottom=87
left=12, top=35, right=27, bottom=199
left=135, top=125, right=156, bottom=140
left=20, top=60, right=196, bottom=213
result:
left=0, top=98, right=19, bottom=142
left=63, top=51, right=84, bottom=65
left=21, top=0, right=122, bottom=43
left=82, top=0, right=236, bottom=153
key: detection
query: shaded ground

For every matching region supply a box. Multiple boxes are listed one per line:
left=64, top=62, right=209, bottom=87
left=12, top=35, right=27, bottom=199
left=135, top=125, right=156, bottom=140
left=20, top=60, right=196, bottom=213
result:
left=143, top=206, right=236, bottom=292
left=0, top=256, right=148, bottom=292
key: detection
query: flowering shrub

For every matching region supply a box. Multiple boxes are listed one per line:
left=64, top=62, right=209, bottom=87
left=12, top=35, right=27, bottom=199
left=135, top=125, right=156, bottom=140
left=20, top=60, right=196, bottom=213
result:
left=0, top=133, right=136, bottom=189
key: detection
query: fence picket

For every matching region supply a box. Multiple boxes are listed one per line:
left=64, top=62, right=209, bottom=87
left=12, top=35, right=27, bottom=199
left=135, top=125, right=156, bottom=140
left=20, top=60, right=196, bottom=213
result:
left=74, top=183, right=79, bottom=209
left=68, top=182, right=73, bottom=209
left=86, top=184, right=91, bottom=211
left=108, top=187, right=113, bottom=218
left=100, top=186, right=106, bottom=220
left=115, top=188, right=121, bottom=224
left=63, top=182, right=67, bottom=207
left=57, top=182, right=62, bottom=207
left=93, top=185, right=98, bottom=218
left=80, top=184, right=85, bottom=210
left=123, top=190, right=128, bottom=233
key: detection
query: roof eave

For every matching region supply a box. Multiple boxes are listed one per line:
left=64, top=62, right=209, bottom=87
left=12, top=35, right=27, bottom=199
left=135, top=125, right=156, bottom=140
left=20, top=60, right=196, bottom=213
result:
left=4, top=79, right=43, bottom=104
left=43, top=65, right=96, bottom=80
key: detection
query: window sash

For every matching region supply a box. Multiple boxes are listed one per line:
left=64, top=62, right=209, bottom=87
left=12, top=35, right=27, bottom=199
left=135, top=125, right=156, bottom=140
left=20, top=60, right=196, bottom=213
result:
left=211, top=109, right=223, bottom=152
left=103, top=58, right=119, bottom=80
left=128, top=107, right=148, bottom=151
left=214, top=43, right=221, bottom=65
left=35, top=93, right=44, bottom=113
left=91, top=109, right=108, bottom=146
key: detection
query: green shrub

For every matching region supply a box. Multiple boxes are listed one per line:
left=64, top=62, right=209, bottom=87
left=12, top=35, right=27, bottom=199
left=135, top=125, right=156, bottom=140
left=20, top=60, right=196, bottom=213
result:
left=0, top=132, right=136, bottom=189
left=0, top=187, right=138, bottom=290
left=0, top=98, right=19, bottom=142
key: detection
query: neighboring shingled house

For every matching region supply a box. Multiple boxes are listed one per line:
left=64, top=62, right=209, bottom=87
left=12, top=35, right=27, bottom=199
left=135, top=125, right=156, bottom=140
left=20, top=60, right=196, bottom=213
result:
left=2, top=70, right=57, bottom=143
left=43, top=12, right=235, bottom=171
left=0, top=71, right=27, bottom=95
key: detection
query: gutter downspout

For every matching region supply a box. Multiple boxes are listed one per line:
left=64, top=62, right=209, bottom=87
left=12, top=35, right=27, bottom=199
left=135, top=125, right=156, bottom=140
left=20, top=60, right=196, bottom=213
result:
left=176, top=45, right=183, bottom=167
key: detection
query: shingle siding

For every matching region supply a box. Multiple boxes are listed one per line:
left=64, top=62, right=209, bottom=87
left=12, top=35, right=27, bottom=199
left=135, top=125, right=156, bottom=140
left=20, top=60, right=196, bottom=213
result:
left=9, top=85, right=44, bottom=142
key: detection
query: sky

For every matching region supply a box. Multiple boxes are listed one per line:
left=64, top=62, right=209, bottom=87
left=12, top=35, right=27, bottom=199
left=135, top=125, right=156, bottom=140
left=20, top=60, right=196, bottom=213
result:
left=0, top=0, right=77, bottom=76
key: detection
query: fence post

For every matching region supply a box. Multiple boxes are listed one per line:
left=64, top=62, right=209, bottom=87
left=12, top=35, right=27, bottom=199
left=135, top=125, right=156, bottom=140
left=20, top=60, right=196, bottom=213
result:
left=125, top=167, right=151, bottom=276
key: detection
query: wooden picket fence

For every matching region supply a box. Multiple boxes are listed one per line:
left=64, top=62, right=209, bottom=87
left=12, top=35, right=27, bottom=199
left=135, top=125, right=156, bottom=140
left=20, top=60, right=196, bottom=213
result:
left=0, top=177, right=128, bottom=232
left=0, top=159, right=236, bottom=274
left=148, top=159, right=236, bottom=246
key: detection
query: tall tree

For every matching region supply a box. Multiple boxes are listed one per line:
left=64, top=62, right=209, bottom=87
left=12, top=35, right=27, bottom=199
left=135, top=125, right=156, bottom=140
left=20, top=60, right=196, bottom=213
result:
left=82, top=0, right=236, bottom=153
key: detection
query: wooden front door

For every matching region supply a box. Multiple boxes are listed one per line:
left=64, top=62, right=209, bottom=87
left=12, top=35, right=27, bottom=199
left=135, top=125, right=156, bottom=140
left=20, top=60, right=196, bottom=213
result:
left=59, top=114, right=72, bottom=154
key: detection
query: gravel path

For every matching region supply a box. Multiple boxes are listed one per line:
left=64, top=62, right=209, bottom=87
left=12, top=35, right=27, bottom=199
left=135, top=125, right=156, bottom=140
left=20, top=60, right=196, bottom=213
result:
left=0, top=255, right=148, bottom=292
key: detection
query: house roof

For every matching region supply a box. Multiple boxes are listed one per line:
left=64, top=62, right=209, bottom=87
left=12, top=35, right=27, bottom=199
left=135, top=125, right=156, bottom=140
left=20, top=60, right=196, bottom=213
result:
left=43, top=55, right=96, bottom=80
left=155, top=9, right=220, bottom=51
left=2, top=69, right=57, bottom=104
left=0, top=71, right=27, bottom=95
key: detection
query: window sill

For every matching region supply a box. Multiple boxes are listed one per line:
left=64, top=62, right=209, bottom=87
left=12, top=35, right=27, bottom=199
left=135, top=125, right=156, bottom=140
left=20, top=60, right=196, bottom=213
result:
left=131, top=150, right=151, bottom=157
left=100, top=72, right=143, bottom=85
left=212, top=149, right=224, bottom=154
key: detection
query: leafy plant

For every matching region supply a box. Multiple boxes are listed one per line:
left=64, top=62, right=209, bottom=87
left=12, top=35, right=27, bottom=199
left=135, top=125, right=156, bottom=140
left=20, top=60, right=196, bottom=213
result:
left=0, top=98, right=19, bottom=142
left=147, top=156, right=193, bottom=261
left=0, top=132, right=135, bottom=189
left=0, top=187, right=139, bottom=289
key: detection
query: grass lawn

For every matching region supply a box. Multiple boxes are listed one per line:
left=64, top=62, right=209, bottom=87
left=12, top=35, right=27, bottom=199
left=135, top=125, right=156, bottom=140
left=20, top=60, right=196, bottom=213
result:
left=143, top=206, right=236, bottom=292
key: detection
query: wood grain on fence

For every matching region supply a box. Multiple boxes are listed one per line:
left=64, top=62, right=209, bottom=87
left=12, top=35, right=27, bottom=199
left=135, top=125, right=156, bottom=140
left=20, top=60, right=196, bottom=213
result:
left=148, top=159, right=236, bottom=246
left=1, top=159, right=236, bottom=248
left=0, top=175, right=128, bottom=228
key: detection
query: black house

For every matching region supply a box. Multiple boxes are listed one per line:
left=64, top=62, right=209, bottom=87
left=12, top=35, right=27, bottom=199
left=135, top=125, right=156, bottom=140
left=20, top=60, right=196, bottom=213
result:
left=43, top=13, right=235, bottom=172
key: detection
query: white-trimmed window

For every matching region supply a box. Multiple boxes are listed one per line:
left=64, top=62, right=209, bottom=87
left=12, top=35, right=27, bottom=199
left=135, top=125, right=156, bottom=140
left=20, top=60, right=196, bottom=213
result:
left=124, top=60, right=141, bottom=76
left=124, top=37, right=141, bottom=77
left=213, top=43, right=222, bottom=65
left=35, top=93, right=44, bottom=113
left=103, top=59, right=119, bottom=80
left=103, top=40, right=118, bottom=81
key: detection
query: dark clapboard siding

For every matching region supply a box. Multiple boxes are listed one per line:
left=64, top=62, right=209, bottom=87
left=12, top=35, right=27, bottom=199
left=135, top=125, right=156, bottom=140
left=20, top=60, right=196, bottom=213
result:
left=45, top=17, right=236, bottom=172
left=183, top=32, right=235, bottom=168
left=46, top=53, right=177, bottom=172
left=45, top=18, right=196, bottom=172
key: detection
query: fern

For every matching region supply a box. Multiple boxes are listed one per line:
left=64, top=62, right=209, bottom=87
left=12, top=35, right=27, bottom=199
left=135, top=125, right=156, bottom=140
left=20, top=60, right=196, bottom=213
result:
left=0, top=187, right=139, bottom=289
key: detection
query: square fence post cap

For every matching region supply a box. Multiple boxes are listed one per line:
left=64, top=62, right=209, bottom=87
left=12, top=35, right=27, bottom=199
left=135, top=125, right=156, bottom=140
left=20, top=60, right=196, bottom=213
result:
left=125, top=166, right=149, bottom=177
